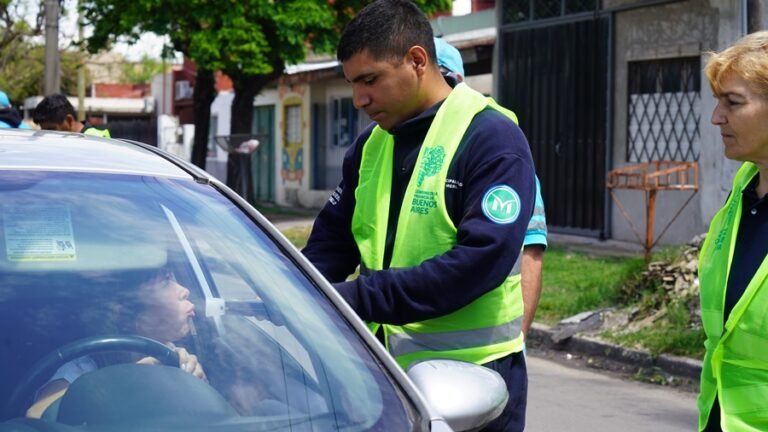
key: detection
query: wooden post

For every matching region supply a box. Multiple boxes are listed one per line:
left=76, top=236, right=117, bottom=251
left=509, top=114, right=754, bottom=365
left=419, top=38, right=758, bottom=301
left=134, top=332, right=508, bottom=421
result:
left=645, top=189, right=657, bottom=262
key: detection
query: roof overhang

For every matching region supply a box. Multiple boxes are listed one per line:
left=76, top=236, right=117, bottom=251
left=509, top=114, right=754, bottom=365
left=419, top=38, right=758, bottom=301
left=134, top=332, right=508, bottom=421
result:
left=23, top=96, right=155, bottom=115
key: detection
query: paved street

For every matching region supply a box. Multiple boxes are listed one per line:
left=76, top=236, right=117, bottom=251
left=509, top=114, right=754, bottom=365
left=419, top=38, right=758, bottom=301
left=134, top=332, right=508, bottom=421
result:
left=526, top=354, right=698, bottom=432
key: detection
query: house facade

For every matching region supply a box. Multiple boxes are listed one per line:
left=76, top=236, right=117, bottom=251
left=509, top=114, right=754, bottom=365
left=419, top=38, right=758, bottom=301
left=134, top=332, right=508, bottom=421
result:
left=496, top=0, right=766, bottom=245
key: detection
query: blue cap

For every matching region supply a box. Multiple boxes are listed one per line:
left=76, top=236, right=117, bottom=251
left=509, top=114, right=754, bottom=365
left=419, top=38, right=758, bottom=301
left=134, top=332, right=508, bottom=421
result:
left=434, top=37, right=464, bottom=78
left=0, top=91, right=9, bottom=108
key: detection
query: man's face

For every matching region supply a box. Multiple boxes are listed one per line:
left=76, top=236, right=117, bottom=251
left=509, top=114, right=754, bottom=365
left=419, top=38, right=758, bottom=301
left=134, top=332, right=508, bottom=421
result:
left=343, top=49, right=422, bottom=131
left=38, top=114, right=78, bottom=132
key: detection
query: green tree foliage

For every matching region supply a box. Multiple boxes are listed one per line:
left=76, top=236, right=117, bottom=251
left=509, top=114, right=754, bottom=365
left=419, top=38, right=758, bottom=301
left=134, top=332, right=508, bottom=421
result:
left=1, top=0, right=44, bottom=58
left=1, top=1, right=89, bottom=105
left=1, top=0, right=43, bottom=104
left=0, top=44, right=87, bottom=103
left=80, top=0, right=451, bottom=184
left=120, top=54, right=167, bottom=84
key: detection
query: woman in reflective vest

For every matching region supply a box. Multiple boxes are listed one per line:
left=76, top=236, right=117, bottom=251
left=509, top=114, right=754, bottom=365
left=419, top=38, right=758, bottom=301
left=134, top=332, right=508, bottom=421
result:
left=698, top=31, right=768, bottom=431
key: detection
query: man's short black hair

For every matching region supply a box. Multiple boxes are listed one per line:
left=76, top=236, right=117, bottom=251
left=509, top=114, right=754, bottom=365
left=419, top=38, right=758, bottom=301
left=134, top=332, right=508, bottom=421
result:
left=337, top=0, right=436, bottom=65
left=33, top=94, right=76, bottom=125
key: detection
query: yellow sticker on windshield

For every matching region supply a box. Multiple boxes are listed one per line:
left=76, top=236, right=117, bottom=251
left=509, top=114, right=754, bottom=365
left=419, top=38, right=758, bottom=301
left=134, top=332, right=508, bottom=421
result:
left=3, top=205, right=77, bottom=261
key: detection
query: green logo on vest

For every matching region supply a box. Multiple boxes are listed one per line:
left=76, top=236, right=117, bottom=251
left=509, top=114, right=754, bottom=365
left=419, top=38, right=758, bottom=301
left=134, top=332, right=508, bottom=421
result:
left=714, top=198, right=740, bottom=251
left=410, top=190, right=438, bottom=215
left=417, top=146, right=446, bottom=187
left=482, top=185, right=521, bottom=224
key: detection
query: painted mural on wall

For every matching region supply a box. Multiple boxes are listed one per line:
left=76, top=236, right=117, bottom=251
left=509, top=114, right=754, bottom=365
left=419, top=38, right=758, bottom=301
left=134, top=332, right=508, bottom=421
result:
left=279, top=86, right=306, bottom=185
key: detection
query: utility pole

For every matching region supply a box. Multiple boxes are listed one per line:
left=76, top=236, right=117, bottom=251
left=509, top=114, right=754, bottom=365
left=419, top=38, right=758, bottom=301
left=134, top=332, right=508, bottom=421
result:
left=77, top=0, right=86, bottom=120
left=44, top=0, right=61, bottom=95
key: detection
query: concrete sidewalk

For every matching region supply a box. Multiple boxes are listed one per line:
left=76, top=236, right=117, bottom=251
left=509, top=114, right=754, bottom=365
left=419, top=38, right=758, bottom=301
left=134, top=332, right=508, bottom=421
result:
left=548, top=232, right=646, bottom=257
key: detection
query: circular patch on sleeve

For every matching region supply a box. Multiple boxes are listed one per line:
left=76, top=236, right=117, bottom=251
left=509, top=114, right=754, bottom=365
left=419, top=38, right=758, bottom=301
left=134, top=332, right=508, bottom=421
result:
left=481, top=185, right=521, bottom=224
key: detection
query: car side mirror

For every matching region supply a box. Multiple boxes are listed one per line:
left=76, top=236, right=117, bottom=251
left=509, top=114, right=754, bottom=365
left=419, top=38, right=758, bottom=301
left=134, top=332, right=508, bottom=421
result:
left=406, top=359, right=508, bottom=431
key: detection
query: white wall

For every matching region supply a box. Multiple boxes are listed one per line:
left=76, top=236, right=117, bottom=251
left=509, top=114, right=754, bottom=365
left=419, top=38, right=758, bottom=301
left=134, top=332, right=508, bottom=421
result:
left=207, top=90, right=235, bottom=183
left=151, top=73, right=174, bottom=116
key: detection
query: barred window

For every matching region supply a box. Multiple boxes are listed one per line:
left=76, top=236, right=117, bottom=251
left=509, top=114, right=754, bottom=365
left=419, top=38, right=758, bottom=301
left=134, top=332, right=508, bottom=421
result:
left=627, top=57, right=701, bottom=162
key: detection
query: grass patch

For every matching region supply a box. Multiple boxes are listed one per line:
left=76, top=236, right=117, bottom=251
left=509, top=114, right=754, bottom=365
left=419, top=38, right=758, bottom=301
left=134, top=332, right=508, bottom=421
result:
left=280, top=226, right=313, bottom=249
left=607, top=326, right=705, bottom=358
left=604, top=302, right=705, bottom=358
left=255, top=203, right=314, bottom=218
left=537, top=247, right=646, bottom=324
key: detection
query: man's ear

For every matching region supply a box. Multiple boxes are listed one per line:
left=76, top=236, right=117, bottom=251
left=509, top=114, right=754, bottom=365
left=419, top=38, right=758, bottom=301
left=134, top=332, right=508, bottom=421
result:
left=63, top=114, right=76, bottom=132
left=407, top=45, right=429, bottom=75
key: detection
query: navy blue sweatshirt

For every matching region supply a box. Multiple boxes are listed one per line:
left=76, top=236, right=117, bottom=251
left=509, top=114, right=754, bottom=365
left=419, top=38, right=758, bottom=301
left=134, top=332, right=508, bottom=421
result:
left=302, top=99, right=535, bottom=325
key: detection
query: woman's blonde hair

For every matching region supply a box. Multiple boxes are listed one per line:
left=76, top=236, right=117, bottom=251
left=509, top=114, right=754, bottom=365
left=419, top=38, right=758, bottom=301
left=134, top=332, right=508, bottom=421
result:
left=705, top=31, right=768, bottom=96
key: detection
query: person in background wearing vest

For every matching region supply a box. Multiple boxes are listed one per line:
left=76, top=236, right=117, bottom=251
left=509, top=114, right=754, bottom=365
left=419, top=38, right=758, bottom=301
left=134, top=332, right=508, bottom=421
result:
left=434, top=37, right=548, bottom=341
left=32, top=94, right=111, bottom=137
left=0, top=90, right=32, bottom=129
left=302, top=1, right=536, bottom=430
left=698, top=31, right=768, bottom=432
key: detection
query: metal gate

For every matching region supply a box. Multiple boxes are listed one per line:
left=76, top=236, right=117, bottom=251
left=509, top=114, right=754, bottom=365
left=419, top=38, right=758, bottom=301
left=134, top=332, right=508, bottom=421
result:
left=499, top=16, right=610, bottom=237
left=107, top=117, right=157, bottom=146
left=251, top=105, right=275, bottom=203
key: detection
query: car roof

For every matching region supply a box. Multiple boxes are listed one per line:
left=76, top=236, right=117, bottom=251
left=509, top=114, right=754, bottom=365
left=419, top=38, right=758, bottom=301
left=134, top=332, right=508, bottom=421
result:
left=0, top=128, right=195, bottom=180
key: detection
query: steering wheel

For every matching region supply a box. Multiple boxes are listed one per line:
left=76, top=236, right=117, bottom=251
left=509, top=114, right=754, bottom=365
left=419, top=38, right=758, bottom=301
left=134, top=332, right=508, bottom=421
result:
left=2, top=335, right=179, bottom=419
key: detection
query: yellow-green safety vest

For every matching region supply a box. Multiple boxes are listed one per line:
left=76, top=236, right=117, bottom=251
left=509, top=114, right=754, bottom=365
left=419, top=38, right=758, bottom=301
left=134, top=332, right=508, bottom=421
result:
left=83, top=127, right=111, bottom=138
left=352, top=83, right=525, bottom=370
left=698, top=162, right=768, bottom=431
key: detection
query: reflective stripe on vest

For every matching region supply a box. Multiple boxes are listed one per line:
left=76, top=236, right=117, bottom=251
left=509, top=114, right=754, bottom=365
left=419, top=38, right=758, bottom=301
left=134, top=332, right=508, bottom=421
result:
left=388, top=317, right=523, bottom=357
left=351, top=83, right=525, bottom=370
left=697, top=162, right=768, bottom=431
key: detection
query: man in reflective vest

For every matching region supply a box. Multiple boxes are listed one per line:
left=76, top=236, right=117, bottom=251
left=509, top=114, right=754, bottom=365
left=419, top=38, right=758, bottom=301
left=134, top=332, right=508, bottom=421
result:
left=33, top=94, right=111, bottom=137
left=302, top=1, right=536, bottom=430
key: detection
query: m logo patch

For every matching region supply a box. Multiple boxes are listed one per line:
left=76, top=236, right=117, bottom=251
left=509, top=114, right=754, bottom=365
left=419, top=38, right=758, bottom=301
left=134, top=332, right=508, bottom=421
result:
left=482, top=185, right=521, bottom=224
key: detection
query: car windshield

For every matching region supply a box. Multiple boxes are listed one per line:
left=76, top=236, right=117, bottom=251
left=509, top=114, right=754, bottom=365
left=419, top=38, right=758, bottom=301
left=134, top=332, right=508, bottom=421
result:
left=0, top=170, right=416, bottom=431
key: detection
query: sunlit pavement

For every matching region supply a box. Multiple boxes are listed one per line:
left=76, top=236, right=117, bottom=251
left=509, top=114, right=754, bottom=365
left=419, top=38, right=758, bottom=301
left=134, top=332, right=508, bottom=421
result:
left=526, top=354, right=698, bottom=432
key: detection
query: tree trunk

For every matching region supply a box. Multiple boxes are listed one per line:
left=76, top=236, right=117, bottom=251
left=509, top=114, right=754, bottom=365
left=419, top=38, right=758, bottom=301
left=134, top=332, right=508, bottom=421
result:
left=226, top=69, right=282, bottom=203
left=191, top=68, right=216, bottom=169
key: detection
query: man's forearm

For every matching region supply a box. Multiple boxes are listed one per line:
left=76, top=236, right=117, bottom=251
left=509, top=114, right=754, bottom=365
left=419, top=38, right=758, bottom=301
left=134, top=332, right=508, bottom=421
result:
left=521, top=245, right=545, bottom=338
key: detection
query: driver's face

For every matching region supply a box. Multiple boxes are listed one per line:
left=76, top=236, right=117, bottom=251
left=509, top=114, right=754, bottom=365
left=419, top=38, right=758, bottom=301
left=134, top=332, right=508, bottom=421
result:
left=134, top=276, right=195, bottom=342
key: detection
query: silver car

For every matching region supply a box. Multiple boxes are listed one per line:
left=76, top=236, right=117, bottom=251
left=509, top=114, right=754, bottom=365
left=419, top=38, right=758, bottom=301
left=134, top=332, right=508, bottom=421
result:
left=0, top=129, right=506, bottom=432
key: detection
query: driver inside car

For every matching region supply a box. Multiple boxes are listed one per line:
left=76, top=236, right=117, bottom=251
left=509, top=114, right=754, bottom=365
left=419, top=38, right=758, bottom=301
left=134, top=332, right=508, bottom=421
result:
left=26, top=268, right=206, bottom=418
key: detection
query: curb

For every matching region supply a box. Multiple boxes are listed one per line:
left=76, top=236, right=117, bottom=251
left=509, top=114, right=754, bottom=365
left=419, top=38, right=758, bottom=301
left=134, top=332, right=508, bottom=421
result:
left=527, top=322, right=703, bottom=380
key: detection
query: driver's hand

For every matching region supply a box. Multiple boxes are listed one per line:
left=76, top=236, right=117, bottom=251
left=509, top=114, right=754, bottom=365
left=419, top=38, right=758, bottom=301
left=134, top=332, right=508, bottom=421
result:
left=173, top=346, right=207, bottom=382
left=136, top=344, right=207, bottom=382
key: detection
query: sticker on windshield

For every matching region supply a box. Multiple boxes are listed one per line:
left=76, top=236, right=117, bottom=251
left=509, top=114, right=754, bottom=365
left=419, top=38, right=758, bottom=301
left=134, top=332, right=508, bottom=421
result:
left=3, top=205, right=77, bottom=262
